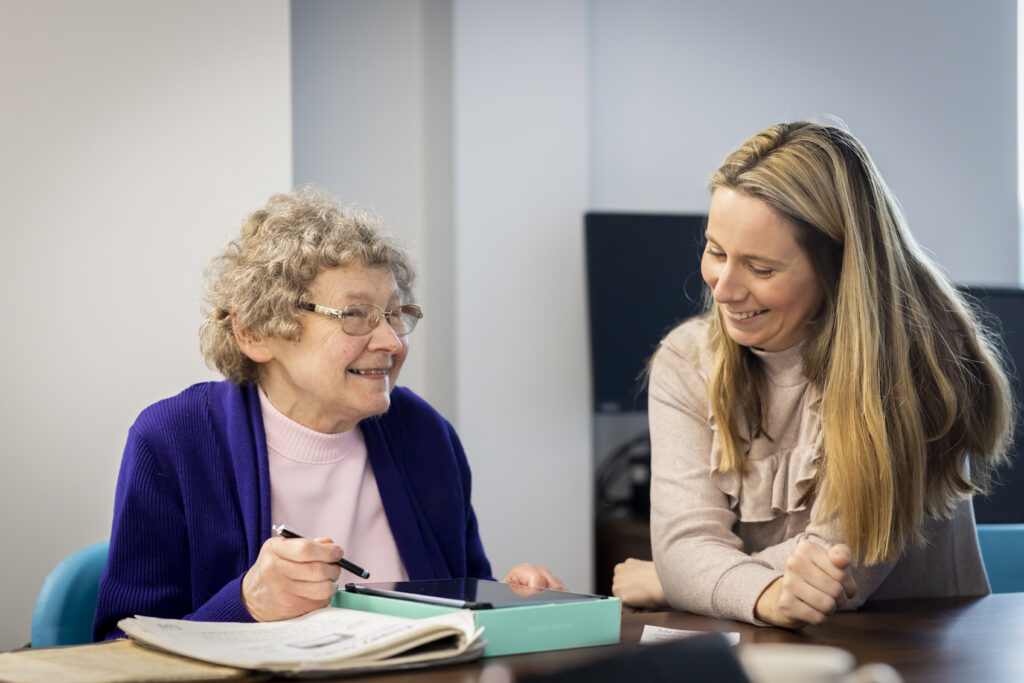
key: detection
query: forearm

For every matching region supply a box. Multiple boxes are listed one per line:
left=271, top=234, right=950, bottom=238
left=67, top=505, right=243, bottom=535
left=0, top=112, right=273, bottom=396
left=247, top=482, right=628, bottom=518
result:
left=652, top=515, right=783, bottom=623
left=649, top=339, right=783, bottom=622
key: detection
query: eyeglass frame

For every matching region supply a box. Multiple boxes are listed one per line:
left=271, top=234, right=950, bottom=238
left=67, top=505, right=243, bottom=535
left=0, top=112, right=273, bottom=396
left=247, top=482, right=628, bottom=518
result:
left=295, top=301, right=423, bottom=336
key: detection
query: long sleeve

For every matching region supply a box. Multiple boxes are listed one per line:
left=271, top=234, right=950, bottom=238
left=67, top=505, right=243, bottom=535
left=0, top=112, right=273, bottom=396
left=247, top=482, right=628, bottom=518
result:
left=448, top=422, right=492, bottom=580
left=647, top=318, right=979, bottom=626
left=94, top=418, right=254, bottom=640
left=648, top=323, right=783, bottom=624
left=94, top=382, right=266, bottom=641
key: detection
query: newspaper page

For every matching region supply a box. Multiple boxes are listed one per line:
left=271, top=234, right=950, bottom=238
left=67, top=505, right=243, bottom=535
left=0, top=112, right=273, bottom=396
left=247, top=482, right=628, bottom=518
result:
left=0, top=639, right=262, bottom=683
left=119, top=606, right=481, bottom=673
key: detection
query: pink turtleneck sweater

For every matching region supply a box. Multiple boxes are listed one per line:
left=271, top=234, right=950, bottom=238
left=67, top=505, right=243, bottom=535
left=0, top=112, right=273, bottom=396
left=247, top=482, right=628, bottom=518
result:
left=259, top=388, right=408, bottom=582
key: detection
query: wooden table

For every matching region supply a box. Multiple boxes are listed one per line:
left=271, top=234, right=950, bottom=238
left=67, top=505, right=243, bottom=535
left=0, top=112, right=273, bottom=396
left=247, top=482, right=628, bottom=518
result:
left=316, top=593, right=1024, bottom=682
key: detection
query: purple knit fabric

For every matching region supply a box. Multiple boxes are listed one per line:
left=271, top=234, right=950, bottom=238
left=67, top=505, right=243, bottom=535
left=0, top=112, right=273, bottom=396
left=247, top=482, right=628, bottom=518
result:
left=93, top=381, right=492, bottom=640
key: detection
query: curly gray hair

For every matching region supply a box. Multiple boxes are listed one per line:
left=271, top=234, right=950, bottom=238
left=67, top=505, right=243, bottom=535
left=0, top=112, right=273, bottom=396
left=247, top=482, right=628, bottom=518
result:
left=199, top=187, right=415, bottom=383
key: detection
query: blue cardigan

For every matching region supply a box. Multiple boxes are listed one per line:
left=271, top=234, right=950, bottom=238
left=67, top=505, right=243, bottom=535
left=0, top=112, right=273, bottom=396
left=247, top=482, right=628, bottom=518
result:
left=93, top=382, right=492, bottom=640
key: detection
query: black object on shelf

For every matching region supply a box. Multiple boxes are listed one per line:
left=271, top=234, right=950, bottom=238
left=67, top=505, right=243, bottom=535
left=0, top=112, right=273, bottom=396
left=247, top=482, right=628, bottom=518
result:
left=960, top=286, right=1024, bottom=524
left=584, top=212, right=1024, bottom=525
left=595, top=432, right=651, bottom=520
left=584, top=212, right=707, bottom=414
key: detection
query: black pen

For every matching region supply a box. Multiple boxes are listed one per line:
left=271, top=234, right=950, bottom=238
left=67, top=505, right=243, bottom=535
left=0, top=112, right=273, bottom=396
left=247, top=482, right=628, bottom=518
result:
left=272, top=523, right=371, bottom=579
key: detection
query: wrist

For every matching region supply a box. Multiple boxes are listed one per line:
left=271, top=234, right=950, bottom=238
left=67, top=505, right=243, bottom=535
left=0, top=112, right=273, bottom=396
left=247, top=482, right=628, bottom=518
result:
left=754, top=577, right=781, bottom=625
left=241, top=569, right=267, bottom=622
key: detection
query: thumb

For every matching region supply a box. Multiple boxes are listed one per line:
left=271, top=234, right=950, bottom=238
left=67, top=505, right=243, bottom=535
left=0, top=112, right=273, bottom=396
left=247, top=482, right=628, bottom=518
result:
left=828, top=543, right=852, bottom=570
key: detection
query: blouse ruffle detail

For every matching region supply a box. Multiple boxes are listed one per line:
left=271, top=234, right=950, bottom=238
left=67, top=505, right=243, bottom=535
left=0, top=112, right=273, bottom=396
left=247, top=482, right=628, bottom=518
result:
left=707, top=350, right=824, bottom=523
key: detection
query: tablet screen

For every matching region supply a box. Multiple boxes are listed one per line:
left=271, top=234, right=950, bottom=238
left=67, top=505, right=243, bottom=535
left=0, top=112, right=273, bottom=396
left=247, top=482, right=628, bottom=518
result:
left=345, top=579, right=606, bottom=610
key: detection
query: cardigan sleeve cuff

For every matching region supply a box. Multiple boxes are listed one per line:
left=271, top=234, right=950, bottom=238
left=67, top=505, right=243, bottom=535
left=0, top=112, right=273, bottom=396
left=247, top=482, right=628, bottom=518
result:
left=186, top=575, right=255, bottom=623
left=712, top=562, right=783, bottom=626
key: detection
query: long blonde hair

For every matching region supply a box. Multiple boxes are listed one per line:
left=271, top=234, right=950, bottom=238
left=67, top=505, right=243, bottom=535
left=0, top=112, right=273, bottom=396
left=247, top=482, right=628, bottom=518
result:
left=707, top=122, right=1014, bottom=563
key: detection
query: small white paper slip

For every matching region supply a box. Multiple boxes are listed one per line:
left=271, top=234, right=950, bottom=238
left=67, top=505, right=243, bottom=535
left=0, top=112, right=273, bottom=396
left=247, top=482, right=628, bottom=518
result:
left=640, top=624, right=741, bottom=646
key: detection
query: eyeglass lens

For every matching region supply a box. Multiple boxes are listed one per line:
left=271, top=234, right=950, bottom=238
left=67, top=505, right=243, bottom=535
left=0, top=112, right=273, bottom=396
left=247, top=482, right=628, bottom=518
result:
left=342, top=304, right=421, bottom=336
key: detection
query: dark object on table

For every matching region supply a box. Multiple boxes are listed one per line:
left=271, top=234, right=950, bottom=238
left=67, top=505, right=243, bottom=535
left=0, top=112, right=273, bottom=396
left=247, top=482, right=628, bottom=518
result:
left=519, top=633, right=750, bottom=683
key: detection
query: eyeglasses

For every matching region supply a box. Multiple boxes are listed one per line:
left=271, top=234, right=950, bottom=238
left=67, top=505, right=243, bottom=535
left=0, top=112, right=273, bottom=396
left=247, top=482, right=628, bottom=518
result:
left=296, top=301, right=423, bottom=336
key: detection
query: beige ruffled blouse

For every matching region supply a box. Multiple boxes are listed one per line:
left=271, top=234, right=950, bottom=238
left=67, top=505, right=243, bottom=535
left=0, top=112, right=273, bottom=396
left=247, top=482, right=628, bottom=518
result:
left=708, top=340, right=822, bottom=525
left=649, top=315, right=989, bottom=625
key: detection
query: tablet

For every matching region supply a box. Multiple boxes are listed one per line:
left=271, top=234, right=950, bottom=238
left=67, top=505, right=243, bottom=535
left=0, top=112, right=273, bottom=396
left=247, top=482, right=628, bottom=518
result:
left=344, top=578, right=608, bottom=610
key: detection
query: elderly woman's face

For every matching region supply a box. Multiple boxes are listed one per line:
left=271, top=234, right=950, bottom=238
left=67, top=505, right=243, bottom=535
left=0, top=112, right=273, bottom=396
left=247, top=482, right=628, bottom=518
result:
left=252, top=264, right=410, bottom=434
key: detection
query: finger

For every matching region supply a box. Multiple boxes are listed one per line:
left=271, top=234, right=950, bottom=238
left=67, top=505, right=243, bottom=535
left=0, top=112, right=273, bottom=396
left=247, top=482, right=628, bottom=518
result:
left=503, top=563, right=562, bottom=589
left=522, top=564, right=563, bottom=590
left=823, top=544, right=857, bottom=599
left=780, top=569, right=840, bottom=619
left=784, top=559, right=843, bottom=611
left=796, top=540, right=849, bottom=587
left=777, top=578, right=835, bottom=626
left=840, top=572, right=858, bottom=600
left=523, top=567, right=547, bottom=588
left=828, top=544, right=852, bottom=570
left=502, top=563, right=535, bottom=586
left=275, top=536, right=345, bottom=564
left=771, top=581, right=819, bottom=628
left=538, top=567, right=566, bottom=591
left=243, top=565, right=336, bottom=621
left=261, top=545, right=343, bottom=585
left=277, top=558, right=343, bottom=584
left=281, top=577, right=340, bottom=602
left=783, top=550, right=841, bottom=614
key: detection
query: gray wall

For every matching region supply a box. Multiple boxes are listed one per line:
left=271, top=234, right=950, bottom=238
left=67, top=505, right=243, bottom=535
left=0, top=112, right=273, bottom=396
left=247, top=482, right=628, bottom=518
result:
left=589, top=0, right=1018, bottom=286
left=451, top=0, right=592, bottom=588
left=0, top=0, right=292, bottom=651
left=292, top=0, right=594, bottom=592
left=588, top=0, right=1018, bottom=461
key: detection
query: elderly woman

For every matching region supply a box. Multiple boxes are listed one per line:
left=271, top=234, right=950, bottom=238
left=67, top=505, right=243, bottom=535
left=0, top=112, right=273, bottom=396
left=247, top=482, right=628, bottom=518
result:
left=613, top=122, right=1013, bottom=628
left=93, top=188, right=561, bottom=640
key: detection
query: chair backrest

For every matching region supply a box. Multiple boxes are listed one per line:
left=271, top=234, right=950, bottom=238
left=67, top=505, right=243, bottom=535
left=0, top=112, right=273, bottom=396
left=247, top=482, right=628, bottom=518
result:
left=976, top=524, right=1024, bottom=594
left=31, top=540, right=109, bottom=647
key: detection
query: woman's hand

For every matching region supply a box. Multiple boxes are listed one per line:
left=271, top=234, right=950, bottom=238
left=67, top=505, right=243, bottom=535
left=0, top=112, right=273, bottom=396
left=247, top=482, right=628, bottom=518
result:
left=502, top=563, right=566, bottom=591
left=612, top=558, right=668, bottom=609
left=754, top=540, right=858, bottom=629
left=242, top=536, right=344, bottom=622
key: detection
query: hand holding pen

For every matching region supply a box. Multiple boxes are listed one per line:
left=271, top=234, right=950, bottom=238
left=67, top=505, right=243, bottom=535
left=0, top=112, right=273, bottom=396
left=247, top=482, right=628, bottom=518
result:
left=273, top=524, right=371, bottom=579
left=241, top=524, right=370, bottom=622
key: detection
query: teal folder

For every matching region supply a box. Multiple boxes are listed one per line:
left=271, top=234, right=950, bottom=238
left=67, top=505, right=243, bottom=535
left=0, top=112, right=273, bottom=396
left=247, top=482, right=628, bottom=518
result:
left=332, top=589, right=621, bottom=657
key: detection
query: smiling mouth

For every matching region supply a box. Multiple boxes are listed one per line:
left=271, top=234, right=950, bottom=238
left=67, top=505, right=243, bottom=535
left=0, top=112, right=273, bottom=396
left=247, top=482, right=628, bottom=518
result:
left=724, top=309, right=768, bottom=321
left=348, top=368, right=390, bottom=376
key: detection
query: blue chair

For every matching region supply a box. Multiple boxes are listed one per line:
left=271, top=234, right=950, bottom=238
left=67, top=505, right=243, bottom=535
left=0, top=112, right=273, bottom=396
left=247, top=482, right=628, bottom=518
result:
left=976, top=524, right=1024, bottom=594
left=31, top=540, right=109, bottom=647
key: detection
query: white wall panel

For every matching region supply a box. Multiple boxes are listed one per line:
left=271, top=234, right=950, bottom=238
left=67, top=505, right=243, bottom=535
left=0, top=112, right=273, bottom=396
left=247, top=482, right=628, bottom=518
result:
left=0, top=0, right=291, bottom=650
left=589, top=0, right=1017, bottom=286
left=452, top=0, right=592, bottom=590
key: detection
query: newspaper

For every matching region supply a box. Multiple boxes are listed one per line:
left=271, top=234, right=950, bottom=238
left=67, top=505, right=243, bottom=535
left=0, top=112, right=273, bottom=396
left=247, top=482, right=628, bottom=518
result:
left=118, top=606, right=484, bottom=674
left=0, top=639, right=261, bottom=683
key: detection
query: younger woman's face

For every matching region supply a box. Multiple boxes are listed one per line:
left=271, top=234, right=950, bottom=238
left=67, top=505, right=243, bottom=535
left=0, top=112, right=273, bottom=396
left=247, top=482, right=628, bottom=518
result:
left=701, top=188, right=824, bottom=351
